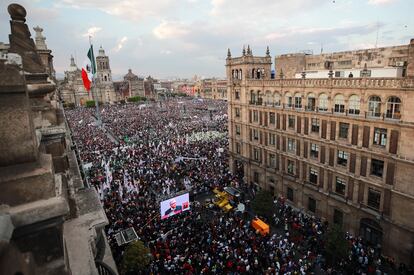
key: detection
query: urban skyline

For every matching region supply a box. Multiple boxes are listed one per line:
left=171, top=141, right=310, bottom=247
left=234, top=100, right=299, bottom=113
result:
left=0, top=0, right=412, bottom=80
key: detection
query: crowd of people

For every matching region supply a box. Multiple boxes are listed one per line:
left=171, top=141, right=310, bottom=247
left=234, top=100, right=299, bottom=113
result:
left=65, top=98, right=411, bottom=274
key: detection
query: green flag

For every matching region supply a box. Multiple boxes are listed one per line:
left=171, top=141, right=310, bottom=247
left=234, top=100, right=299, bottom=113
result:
left=87, top=45, right=96, bottom=75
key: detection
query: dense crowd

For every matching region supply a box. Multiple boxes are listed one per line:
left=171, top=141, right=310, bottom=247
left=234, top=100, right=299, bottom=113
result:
left=66, top=99, right=411, bottom=274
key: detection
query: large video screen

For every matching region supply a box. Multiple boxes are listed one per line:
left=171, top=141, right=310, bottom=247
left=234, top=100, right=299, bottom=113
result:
left=160, top=193, right=190, bottom=220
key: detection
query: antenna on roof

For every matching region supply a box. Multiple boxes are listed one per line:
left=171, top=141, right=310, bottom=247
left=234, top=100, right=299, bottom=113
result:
left=375, top=21, right=379, bottom=48
left=320, top=43, right=323, bottom=54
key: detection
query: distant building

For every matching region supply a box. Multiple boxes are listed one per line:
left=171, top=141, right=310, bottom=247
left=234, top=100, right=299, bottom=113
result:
left=59, top=56, right=92, bottom=106
left=196, top=78, right=227, bottom=100
left=276, top=43, right=412, bottom=79
left=123, top=69, right=144, bottom=97
left=95, top=46, right=118, bottom=103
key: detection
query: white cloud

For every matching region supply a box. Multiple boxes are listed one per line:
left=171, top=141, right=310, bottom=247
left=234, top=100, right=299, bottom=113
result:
left=114, top=36, right=128, bottom=52
left=82, top=26, right=102, bottom=38
left=59, top=0, right=174, bottom=21
left=153, top=21, right=189, bottom=39
left=160, top=49, right=172, bottom=55
left=211, top=0, right=325, bottom=18
left=368, top=0, right=396, bottom=5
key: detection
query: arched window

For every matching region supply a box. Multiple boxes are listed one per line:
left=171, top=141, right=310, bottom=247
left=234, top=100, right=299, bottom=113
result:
left=348, top=95, right=361, bottom=115
left=334, top=94, right=345, bottom=113
left=239, top=69, right=242, bottom=80
left=274, top=92, right=281, bottom=107
left=307, top=93, right=316, bottom=111
left=104, top=75, right=108, bottom=81
left=386, top=96, right=401, bottom=119
left=294, top=92, right=302, bottom=109
left=285, top=92, right=293, bottom=108
left=368, top=96, right=381, bottom=117
left=257, top=90, right=263, bottom=105
left=250, top=90, right=256, bottom=104
left=265, top=90, right=272, bottom=105
left=318, top=93, right=328, bottom=112
left=252, top=69, right=256, bottom=79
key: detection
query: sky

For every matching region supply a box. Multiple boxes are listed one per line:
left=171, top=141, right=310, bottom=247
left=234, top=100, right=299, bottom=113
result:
left=0, top=0, right=413, bottom=80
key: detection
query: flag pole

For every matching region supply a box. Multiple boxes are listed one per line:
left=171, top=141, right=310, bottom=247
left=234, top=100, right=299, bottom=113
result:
left=89, top=35, right=102, bottom=127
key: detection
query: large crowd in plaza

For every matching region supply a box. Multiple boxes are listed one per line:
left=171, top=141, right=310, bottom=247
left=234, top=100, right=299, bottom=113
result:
left=66, top=99, right=410, bottom=274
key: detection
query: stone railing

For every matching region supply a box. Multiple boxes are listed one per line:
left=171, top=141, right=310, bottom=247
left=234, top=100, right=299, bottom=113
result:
left=246, top=77, right=414, bottom=89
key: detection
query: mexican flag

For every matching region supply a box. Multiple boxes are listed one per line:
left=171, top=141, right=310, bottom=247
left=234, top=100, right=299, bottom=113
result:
left=81, top=45, right=96, bottom=92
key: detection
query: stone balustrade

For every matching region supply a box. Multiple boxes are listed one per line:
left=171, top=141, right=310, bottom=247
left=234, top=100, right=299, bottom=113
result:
left=246, top=77, right=414, bottom=89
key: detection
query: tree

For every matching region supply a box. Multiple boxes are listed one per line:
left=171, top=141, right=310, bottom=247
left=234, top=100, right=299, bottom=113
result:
left=324, top=224, right=349, bottom=266
left=120, top=240, right=151, bottom=275
left=251, top=189, right=274, bottom=220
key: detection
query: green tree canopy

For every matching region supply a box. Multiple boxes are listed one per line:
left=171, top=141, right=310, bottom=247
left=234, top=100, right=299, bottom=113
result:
left=324, top=224, right=349, bottom=266
left=251, top=189, right=274, bottom=220
left=120, top=240, right=151, bottom=275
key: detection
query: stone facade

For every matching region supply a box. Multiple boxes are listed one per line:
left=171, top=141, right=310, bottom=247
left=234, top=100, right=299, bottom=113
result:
left=226, top=44, right=414, bottom=264
left=0, top=4, right=116, bottom=275
left=95, top=46, right=118, bottom=103
left=276, top=40, right=414, bottom=79
left=123, top=69, right=145, bottom=98
left=196, top=78, right=228, bottom=100
left=59, top=56, right=92, bottom=106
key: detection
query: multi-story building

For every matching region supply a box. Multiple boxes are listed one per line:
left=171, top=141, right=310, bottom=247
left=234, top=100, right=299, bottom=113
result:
left=196, top=78, right=228, bottom=100
left=276, top=43, right=412, bottom=79
left=226, top=41, right=414, bottom=264
left=95, top=46, right=118, bottom=103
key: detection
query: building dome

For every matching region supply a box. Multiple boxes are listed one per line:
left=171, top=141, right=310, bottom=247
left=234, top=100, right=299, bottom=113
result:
left=98, top=46, right=105, bottom=57
left=68, top=55, right=77, bottom=72
left=124, top=69, right=139, bottom=81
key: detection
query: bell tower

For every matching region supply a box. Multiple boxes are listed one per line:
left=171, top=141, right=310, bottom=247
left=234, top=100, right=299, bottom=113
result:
left=95, top=46, right=112, bottom=83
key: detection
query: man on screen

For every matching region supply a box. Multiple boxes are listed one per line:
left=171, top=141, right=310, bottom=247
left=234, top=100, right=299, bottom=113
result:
left=164, top=198, right=182, bottom=217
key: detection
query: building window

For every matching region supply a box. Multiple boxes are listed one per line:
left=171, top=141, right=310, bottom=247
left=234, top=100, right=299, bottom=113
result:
left=333, top=209, right=343, bottom=226
left=253, top=148, right=260, bottom=161
left=269, top=112, right=275, bottom=125
left=371, top=159, right=384, bottom=177
left=235, top=90, right=240, bottom=100
left=269, top=133, right=276, bottom=145
left=367, top=188, right=381, bottom=210
left=250, top=90, right=256, bottom=103
left=335, top=177, right=346, bottom=196
left=274, top=93, right=281, bottom=106
left=253, top=129, right=259, bottom=140
left=337, top=150, right=348, bottom=166
left=286, top=93, right=293, bottom=108
left=311, top=118, right=320, bottom=133
left=348, top=95, right=361, bottom=115
left=235, top=125, right=241, bottom=135
left=269, top=154, right=276, bottom=168
left=373, top=128, right=387, bottom=147
left=334, top=71, right=344, bottom=77
left=338, top=122, right=349, bottom=139
left=310, top=143, right=319, bottom=158
left=309, top=168, right=318, bottom=184
left=253, top=110, right=258, bottom=122
left=334, top=94, right=345, bottom=113
left=368, top=96, right=381, bottom=117
left=386, top=96, right=401, bottom=119
left=235, top=108, right=240, bottom=118
left=318, top=93, right=328, bottom=111
left=253, top=171, right=259, bottom=183
left=287, top=187, right=294, bottom=201
left=287, top=138, right=296, bottom=152
left=288, top=115, right=295, bottom=128
left=287, top=160, right=295, bottom=175
left=294, top=93, right=302, bottom=109
left=236, top=142, right=241, bottom=154
left=307, top=94, right=316, bottom=111
left=308, top=197, right=316, bottom=213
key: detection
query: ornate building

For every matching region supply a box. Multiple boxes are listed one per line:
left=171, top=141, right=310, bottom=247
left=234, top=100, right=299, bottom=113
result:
left=226, top=42, right=414, bottom=264
left=95, top=46, right=118, bottom=103
left=123, top=69, right=145, bottom=97
left=59, top=56, right=92, bottom=106
left=0, top=4, right=116, bottom=274
left=197, top=78, right=227, bottom=100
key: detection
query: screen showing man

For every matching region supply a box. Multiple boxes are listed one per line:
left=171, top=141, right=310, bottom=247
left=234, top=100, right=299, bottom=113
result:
left=160, top=193, right=190, bottom=220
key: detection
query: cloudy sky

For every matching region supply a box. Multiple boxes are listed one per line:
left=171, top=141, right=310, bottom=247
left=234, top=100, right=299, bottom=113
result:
left=0, top=0, right=412, bottom=80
